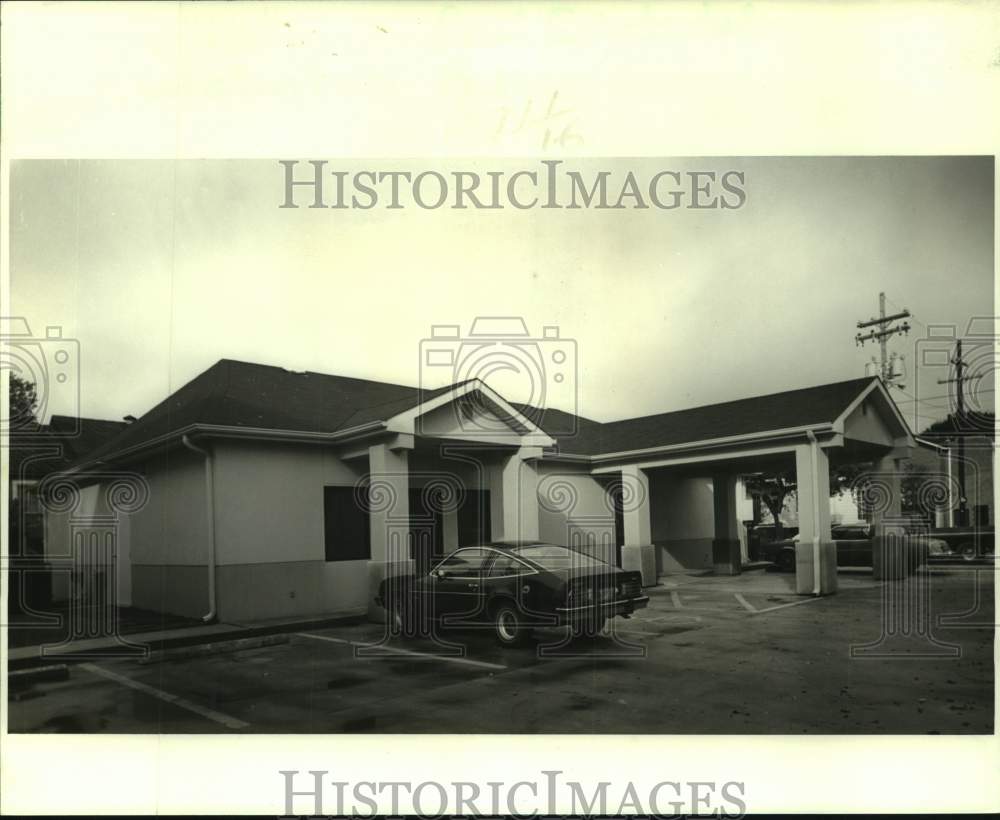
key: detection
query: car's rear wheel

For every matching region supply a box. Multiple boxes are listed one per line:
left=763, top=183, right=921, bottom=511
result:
left=776, top=550, right=796, bottom=573
left=493, top=602, right=529, bottom=647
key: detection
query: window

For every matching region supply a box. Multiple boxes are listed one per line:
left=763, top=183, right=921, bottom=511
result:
left=324, top=486, right=370, bottom=562
left=513, top=543, right=609, bottom=570
left=434, top=548, right=491, bottom=576
left=487, top=552, right=533, bottom=577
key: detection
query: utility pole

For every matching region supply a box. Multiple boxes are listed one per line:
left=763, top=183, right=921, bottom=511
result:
left=937, top=338, right=969, bottom=527
left=855, top=292, right=911, bottom=388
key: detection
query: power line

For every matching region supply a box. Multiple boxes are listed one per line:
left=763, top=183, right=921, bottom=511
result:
left=937, top=339, right=972, bottom=524
left=893, top=388, right=995, bottom=406
left=854, top=291, right=910, bottom=389
left=883, top=293, right=928, bottom=331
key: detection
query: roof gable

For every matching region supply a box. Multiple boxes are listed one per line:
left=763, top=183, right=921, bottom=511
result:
left=547, top=377, right=883, bottom=456
left=71, top=360, right=892, bottom=467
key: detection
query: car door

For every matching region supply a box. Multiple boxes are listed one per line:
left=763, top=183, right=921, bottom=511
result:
left=835, top=526, right=871, bottom=567
left=427, top=547, right=492, bottom=623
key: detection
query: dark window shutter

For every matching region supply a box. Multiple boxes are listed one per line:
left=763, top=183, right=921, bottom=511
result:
left=324, top=486, right=371, bottom=562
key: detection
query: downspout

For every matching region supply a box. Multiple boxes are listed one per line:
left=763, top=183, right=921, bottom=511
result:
left=182, top=435, right=217, bottom=623
left=806, top=430, right=822, bottom=596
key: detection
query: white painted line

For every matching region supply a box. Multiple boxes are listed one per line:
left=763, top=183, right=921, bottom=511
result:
left=635, top=614, right=703, bottom=624
left=734, top=593, right=758, bottom=613
left=612, top=627, right=659, bottom=637
left=670, top=591, right=683, bottom=609
left=79, top=663, right=249, bottom=730
left=752, top=596, right=825, bottom=615
left=295, top=632, right=350, bottom=645
left=296, top=632, right=507, bottom=671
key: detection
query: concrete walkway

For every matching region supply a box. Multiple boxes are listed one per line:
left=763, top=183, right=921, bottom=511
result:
left=7, top=609, right=366, bottom=670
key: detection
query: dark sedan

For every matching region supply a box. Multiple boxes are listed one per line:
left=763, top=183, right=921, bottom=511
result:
left=375, top=542, right=649, bottom=647
left=762, top=524, right=951, bottom=570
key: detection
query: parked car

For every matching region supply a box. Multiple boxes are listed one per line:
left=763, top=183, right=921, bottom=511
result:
left=925, top=527, right=995, bottom=560
left=762, top=524, right=950, bottom=571
left=375, top=542, right=649, bottom=647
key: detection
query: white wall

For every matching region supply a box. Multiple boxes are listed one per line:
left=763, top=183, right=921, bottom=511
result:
left=212, top=440, right=363, bottom=566
left=130, top=449, right=210, bottom=566
left=536, top=463, right=615, bottom=562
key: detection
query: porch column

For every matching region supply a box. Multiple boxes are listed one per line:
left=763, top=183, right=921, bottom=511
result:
left=367, top=437, right=414, bottom=621
left=491, top=447, right=541, bottom=542
left=711, top=474, right=741, bottom=576
left=620, top=465, right=656, bottom=586
left=794, top=442, right=837, bottom=595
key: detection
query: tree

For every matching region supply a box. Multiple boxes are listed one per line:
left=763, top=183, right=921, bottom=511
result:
left=8, top=373, right=39, bottom=431
left=743, top=471, right=796, bottom=538
left=746, top=460, right=879, bottom=536
left=920, top=411, right=995, bottom=439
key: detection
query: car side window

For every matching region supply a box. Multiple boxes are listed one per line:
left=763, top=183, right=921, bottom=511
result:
left=487, top=553, right=531, bottom=577
left=435, top=548, right=491, bottom=577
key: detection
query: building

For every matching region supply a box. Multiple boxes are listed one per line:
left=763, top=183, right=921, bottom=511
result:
left=9, top=415, right=127, bottom=611
left=44, top=360, right=920, bottom=623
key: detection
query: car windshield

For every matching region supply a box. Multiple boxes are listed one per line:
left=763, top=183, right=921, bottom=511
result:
left=512, top=544, right=609, bottom=570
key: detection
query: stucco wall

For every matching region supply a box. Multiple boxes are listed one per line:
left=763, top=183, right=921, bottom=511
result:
left=209, top=440, right=368, bottom=620
left=130, top=449, right=209, bottom=566
left=212, top=440, right=363, bottom=566
left=649, top=473, right=715, bottom=572
left=536, top=463, right=617, bottom=563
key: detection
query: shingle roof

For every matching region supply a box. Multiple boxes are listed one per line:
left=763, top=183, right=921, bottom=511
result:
left=71, top=358, right=880, bottom=467
left=546, top=376, right=878, bottom=455
left=75, top=359, right=429, bottom=466
left=9, top=416, right=128, bottom=480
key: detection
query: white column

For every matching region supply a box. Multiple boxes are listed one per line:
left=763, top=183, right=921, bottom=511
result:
left=491, top=447, right=541, bottom=542
left=794, top=442, right=836, bottom=594
left=620, top=464, right=656, bottom=586
left=367, top=439, right=413, bottom=621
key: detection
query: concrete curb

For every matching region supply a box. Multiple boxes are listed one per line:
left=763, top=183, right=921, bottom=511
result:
left=138, top=633, right=290, bottom=664
left=6, top=613, right=366, bottom=672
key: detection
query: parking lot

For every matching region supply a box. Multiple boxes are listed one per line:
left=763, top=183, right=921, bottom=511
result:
left=7, top=567, right=994, bottom=734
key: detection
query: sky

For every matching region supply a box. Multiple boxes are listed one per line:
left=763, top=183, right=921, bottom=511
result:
left=8, top=156, right=995, bottom=433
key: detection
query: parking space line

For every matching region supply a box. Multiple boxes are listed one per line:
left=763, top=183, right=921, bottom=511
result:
left=734, top=593, right=758, bottom=613
left=296, top=632, right=507, bottom=671
left=79, top=663, right=249, bottom=730
left=752, top=597, right=825, bottom=615
left=670, top=591, right=683, bottom=609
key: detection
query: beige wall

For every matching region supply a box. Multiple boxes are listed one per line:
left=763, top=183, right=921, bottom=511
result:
left=536, top=463, right=616, bottom=562
left=212, top=440, right=363, bottom=566
left=130, top=449, right=209, bottom=566
left=649, top=473, right=716, bottom=572
left=210, top=441, right=368, bottom=620
left=844, top=397, right=896, bottom=447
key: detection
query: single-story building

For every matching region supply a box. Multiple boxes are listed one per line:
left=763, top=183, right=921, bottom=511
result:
left=43, top=359, right=921, bottom=623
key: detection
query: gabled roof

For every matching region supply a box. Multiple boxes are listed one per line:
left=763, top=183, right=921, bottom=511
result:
left=543, top=377, right=882, bottom=456
left=75, top=359, right=429, bottom=466
left=9, top=416, right=128, bottom=480
left=70, top=358, right=888, bottom=468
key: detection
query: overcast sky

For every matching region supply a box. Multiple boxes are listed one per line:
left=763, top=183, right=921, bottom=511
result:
left=9, top=156, right=994, bottom=433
